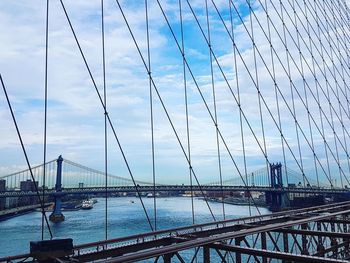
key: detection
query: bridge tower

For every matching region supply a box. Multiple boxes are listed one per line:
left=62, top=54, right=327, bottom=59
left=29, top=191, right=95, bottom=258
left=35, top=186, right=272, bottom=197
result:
left=266, top=163, right=288, bottom=211
left=49, top=155, right=65, bottom=222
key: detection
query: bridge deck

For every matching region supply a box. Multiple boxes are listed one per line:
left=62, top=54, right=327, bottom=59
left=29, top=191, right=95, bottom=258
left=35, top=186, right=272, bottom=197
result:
left=0, top=185, right=348, bottom=198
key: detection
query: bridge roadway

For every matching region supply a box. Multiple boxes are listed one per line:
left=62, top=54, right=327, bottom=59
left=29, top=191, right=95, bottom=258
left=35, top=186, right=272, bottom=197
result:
left=0, top=185, right=349, bottom=198
left=2, top=201, right=350, bottom=262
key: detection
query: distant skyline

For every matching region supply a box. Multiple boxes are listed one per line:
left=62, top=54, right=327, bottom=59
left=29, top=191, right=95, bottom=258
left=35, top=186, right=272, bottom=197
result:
left=1, top=0, right=349, bottom=186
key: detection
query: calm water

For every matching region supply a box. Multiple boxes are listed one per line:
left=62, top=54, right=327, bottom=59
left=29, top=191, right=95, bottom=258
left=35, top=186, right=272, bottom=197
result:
left=0, top=197, right=269, bottom=258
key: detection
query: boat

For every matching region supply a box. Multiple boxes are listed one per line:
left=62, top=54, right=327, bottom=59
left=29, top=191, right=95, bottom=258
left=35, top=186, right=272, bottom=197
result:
left=81, top=200, right=94, bottom=210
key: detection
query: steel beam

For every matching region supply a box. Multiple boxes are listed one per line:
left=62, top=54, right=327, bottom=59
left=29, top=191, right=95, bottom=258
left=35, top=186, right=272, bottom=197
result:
left=210, top=243, right=348, bottom=262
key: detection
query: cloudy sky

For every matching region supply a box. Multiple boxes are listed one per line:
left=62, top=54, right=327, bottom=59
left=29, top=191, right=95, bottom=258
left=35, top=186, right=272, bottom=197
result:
left=0, top=0, right=350, bottom=187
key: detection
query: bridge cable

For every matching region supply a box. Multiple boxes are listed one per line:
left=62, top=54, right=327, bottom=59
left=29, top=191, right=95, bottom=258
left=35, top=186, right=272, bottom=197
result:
left=58, top=0, right=154, bottom=231
left=100, top=0, right=108, bottom=240
left=228, top=0, right=251, bottom=216
left=144, top=0, right=157, bottom=231
left=191, top=0, right=310, bottom=189
left=225, top=0, right=350, bottom=187
left=328, top=0, right=350, bottom=167
left=275, top=0, right=350, bottom=137
left=282, top=0, right=350, bottom=187
left=262, top=0, right=289, bottom=188
left=324, top=0, right=350, bottom=187
left=115, top=0, right=217, bottom=221
left=0, top=74, right=53, bottom=239
left=298, top=0, right=342, bottom=188
left=322, top=0, right=350, bottom=71
left=258, top=0, right=350, bottom=186
left=156, top=0, right=264, bottom=215
left=281, top=0, right=350, bottom=139
left=248, top=0, right=270, bottom=211
left=204, top=0, right=226, bottom=220
left=266, top=2, right=348, bottom=188
left=42, top=0, right=49, bottom=241
left=293, top=0, right=316, bottom=188
left=178, top=0, right=195, bottom=225
left=213, top=0, right=340, bottom=193
left=305, top=0, right=350, bottom=96
left=300, top=0, right=333, bottom=187
left=301, top=0, right=331, bottom=189
left=320, top=0, right=344, bottom=188
left=301, top=0, right=321, bottom=188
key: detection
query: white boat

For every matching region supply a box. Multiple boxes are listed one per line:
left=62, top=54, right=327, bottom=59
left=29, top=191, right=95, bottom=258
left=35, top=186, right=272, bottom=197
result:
left=81, top=200, right=94, bottom=210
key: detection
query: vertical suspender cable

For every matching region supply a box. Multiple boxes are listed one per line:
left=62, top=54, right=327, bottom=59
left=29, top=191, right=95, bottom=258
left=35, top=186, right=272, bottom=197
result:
left=325, top=0, right=349, bottom=187
left=42, top=0, right=49, bottom=240
left=247, top=0, right=269, bottom=212
left=228, top=0, right=250, bottom=215
left=204, top=0, right=225, bottom=220
left=178, top=0, right=195, bottom=224
left=302, top=0, right=320, bottom=188
left=144, top=0, right=157, bottom=231
left=310, top=0, right=333, bottom=187
left=321, top=0, right=343, bottom=188
left=278, top=0, right=306, bottom=187
left=291, top=0, right=320, bottom=189
left=247, top=0, right=270, bottom=192
left=263, top=0, right=289, bottom=188
left=101, top=0, right=108, bottom=240
left=59, top=0, right=154, bottom=231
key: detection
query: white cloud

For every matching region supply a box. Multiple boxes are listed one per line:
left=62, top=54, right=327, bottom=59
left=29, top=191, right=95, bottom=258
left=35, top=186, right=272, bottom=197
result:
left=0, top=0, right=349, bottom=187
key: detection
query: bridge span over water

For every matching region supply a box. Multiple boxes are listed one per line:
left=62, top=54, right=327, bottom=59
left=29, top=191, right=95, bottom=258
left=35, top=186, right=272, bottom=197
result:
left=1, top=0, right=350, bottom=261
left=1, top=156, right=349, bottom=217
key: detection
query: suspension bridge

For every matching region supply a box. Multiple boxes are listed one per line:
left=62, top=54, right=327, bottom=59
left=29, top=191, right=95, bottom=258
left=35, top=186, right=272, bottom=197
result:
left=1, top=0, right=350, bottom=261
left=0, top=155, right=347, bottom=215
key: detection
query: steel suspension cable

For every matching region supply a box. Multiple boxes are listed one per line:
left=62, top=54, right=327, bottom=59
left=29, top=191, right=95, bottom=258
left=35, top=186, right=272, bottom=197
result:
left=301, top=0, right=321, bottom=188
left=247, top=0, right=270, bottom=191
left=228, top=0, right=250, bottom=215
left=326, top=0, right=350, bottom=186
left=158, top=0, right=269, bottom=215
left=204, top=0, right=225, bottom=220
left=270, top=0, right=347, bottom=186
left=42, top=0, right=49, bottom=241
left=323, top=0, right=350, bottom=51
left=204, top=0, right=315, bottom=186
left=59, top=0, right=154, bottom=231
left=178, top=0, right=195, bottom=225
left=330, top=0, right=350, bottom=179
left=100, top=0, right=108, bottom=240
left=285, top=0, right=350, bottom=123
left=291, top=0, right=319, bottom=187
left=144, top=0, right=157, bottom=231
left=320, top=0, right=344, bottom=188
left=114, top=0, right=217, bottom=221
left=1, top=74, right=53, bottom=239
left=278, top=0, right=350, bottom=125
left=309, top=0, right=350, bottom=79
left=213, top=0, right=334, bottom=188
left=227, top=0, right=350, bottom=186
left=306, top=0, right=333, bottom=187
left=304, top=0, right=344, bottom=187
left=263, top=0, right=289, bottom=188
left=267, top=0, right=350, bottom=185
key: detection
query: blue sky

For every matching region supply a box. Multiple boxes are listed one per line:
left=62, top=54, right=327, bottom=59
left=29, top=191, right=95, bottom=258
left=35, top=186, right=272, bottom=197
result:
left=1, top=0, right=350, bottom=187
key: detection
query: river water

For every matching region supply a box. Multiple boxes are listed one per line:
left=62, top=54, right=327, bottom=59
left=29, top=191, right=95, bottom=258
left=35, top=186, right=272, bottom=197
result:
left=0, top=197, right=269, bottom=258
